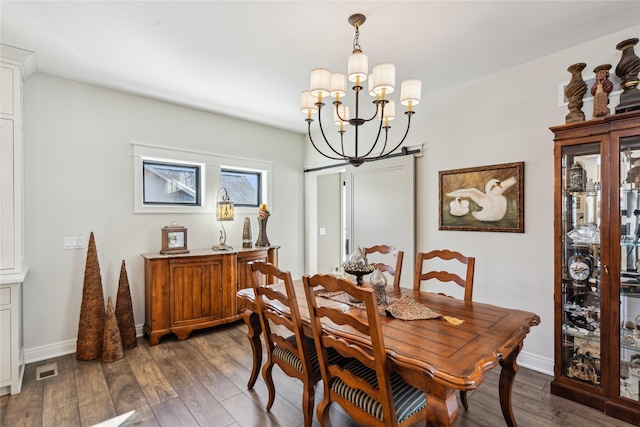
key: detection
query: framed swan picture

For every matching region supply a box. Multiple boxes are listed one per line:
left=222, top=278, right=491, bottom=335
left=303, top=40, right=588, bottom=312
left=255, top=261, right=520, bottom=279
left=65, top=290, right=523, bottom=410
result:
left=439, top=162, right=524, bottom=233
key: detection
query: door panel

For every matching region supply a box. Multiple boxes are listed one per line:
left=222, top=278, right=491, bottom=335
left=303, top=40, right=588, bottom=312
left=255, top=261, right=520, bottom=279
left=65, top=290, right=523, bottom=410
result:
left=343, top=155, right=415, bottom=287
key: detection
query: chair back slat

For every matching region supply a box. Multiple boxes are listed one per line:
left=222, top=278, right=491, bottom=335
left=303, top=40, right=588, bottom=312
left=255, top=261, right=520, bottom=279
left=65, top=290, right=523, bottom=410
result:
left=314, top=306, right=371, bottom=336
left=414, top=249, right=475, bottom=302
left=421, top=270, right=466, bottom=287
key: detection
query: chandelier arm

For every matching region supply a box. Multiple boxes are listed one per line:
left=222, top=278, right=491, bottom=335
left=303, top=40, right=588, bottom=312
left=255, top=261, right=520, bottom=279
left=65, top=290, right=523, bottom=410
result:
left=349, top=86, right=380, bottom=124
left=372, top=126, right=391, bottom=159
left=361, top=99, right=384, bottom=123
left=307, top=119, right=347, bottom=161
left=334, top=101, right=347, bottom=122
left=357, top=109, right=387, bottom=159
left=365, top=111, right=414, bottom=162
left=317, top=103, right=351, bottom=158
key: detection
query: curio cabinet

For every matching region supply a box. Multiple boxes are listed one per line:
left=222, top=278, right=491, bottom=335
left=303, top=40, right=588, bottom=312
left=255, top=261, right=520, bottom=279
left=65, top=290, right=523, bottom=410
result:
left=552, top=110, right=640, bottom=424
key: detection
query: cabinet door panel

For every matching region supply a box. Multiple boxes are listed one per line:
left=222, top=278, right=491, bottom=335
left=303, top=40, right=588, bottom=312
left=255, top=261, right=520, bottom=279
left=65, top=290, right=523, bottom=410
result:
left=0, top=308, right=11, bottom=383
left=1, top=118, right=15, bottom=270
left=170, top=260, right=223, bottom=325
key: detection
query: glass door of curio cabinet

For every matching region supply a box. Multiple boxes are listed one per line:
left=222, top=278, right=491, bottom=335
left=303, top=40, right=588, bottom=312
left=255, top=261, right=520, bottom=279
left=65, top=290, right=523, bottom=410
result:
left=559, top=142, right=604, bottom=391
left=616, top=130, right=640, bottom=405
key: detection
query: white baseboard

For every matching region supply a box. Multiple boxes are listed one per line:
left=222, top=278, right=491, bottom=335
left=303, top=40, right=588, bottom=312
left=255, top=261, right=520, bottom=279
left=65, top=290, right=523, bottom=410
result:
left=517, top=350, right=554, bottom=376
left=24, top=324, right=145, bottom=364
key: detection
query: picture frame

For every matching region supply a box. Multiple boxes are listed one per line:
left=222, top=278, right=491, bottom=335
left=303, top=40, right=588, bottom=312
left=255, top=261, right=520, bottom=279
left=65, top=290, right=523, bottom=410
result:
left=439, top=161, right=524, bottom=233
left=160, top=225, right=190, bottom=254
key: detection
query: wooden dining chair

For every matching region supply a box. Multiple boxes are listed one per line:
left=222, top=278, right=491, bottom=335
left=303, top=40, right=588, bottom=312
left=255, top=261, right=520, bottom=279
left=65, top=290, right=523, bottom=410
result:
left=363, top=245, right=404, bottom=289
left=303, top=273, right=428, bottom=427
left=413, top=248, right=475, bottom=409
left=250, top=262, right=344, bottom=427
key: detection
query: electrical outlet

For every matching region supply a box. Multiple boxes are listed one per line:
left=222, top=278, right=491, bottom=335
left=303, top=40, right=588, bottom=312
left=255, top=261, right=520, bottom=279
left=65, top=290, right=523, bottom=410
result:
left=64, top=237, right=85, bottom=250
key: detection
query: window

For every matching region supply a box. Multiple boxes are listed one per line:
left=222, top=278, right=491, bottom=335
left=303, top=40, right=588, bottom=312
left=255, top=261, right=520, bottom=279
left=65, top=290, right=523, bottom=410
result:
left=133, top=141, right=271, bottom=214
left=221, top=169, right=262, bottom=207
left=143, top=161, right=201, bottom=206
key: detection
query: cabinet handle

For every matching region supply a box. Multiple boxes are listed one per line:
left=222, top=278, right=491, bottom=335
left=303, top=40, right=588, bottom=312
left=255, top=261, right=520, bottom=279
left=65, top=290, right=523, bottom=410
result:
left=603, top=265, right=609, bottom=274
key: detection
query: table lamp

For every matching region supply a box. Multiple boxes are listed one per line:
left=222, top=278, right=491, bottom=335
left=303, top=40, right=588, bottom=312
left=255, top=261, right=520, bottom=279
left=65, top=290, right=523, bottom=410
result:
left=213, top=187, right=234, bottom=250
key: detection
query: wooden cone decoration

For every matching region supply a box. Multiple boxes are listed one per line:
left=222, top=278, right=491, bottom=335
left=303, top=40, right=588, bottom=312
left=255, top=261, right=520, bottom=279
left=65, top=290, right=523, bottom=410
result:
left=76, top=232, right=106, bottom=360
left=102, top=296, right=124, bottom=362
left=115, top=260, right=137, bottom=350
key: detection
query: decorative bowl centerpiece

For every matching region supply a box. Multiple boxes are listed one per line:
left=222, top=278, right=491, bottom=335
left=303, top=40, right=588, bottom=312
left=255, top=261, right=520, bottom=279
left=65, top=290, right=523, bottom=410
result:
left=342, top=247, right=374, bottom=287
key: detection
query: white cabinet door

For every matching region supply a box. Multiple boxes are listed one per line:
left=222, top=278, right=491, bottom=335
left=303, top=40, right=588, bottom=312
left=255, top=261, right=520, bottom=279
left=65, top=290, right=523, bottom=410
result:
left=0, top=307, right=11, bottom=383
left=0, top=118, right=15, bottom=270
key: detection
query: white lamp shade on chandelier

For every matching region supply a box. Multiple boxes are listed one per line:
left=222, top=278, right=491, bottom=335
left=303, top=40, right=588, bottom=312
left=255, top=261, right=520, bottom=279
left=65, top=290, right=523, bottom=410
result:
left=401, top=79, right=422, bottom=106
left=371, top=63, right=395, bottom=95
left=301, top=13, right=421, bottom=167
left=348, top=51, right=368, bottom=82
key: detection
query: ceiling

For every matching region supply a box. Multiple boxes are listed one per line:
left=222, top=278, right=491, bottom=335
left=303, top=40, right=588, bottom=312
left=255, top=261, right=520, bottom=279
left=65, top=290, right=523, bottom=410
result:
left=2, top=1, right=639, bottom=134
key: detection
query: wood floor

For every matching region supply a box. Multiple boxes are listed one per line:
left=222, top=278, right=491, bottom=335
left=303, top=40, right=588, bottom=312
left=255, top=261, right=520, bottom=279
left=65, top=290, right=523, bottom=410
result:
left=0, top=321, right=636, bottom=427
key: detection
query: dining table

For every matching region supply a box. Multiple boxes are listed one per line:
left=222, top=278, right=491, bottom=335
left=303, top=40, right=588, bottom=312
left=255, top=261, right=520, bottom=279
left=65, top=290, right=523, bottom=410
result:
left=237, top=278, right=540, bottom=427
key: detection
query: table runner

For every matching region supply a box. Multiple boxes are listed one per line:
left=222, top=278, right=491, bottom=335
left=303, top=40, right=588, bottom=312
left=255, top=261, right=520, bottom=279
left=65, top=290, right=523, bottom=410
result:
left=314, top=290, right=463, bottom=324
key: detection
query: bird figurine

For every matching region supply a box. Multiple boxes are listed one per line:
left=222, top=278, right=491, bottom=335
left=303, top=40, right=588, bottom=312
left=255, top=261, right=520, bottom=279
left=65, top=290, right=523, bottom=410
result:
left=446, top=177, right=516, bottom=221
left=449, top=197, right=469, bottom=216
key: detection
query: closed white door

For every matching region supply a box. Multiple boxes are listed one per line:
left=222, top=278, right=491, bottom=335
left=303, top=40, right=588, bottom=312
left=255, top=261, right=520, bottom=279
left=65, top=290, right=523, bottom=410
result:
left=343, top=155, right=415, bottom=287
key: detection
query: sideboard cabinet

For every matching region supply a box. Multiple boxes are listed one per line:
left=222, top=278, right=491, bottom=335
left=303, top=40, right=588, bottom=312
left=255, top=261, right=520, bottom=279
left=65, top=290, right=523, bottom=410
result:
left=551, top=110, right=640, bottom=424
left=142, top=246, right=278, bottom=345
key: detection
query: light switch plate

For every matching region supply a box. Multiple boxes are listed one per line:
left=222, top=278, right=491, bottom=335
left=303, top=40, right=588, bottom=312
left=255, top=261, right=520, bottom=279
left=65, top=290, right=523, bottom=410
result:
left=64, top=237, right=85, bottom=249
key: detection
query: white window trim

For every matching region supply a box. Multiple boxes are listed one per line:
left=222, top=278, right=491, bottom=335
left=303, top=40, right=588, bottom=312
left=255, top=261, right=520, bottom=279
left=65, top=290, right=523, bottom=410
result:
left=132, top=142, right=272, bottom=214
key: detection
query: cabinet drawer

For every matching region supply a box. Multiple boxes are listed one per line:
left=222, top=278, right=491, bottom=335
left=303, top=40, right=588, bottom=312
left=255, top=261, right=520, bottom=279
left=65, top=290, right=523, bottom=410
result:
left=0, top=287, right=10, bottom=306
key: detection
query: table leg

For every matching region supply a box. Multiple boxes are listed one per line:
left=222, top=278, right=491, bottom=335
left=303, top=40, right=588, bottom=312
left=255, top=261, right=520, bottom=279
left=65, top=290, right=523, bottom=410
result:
left=425, top=382, right=459, bottom=427
left=243, top=309, right=263, bottom=390
left=498, top=342, right=523, bottom=427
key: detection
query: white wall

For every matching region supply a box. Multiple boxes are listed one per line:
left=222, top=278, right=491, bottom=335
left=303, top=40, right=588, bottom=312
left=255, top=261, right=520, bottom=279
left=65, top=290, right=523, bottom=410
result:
left=415, top=26, right=639, bottom=373
left=22, top=74, right=305, bottom=360
left=305, top=26, right=640, bottom=374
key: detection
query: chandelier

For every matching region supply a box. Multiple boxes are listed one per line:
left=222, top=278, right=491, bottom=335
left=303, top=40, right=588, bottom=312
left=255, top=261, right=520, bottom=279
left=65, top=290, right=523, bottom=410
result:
left=301, top=13, right=421, bottom=167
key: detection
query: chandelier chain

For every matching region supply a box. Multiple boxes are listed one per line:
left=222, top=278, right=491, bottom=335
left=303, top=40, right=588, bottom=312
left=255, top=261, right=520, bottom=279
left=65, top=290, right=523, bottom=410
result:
left=352, top=24, right=361, bottom=52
